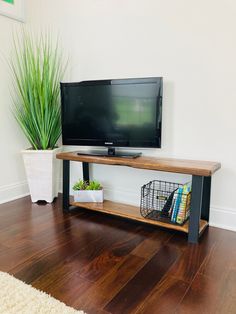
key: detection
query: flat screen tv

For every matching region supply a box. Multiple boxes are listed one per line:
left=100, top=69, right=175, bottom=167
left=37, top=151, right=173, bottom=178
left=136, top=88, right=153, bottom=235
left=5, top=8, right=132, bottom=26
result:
left=60, top=77, right=163, bottom=158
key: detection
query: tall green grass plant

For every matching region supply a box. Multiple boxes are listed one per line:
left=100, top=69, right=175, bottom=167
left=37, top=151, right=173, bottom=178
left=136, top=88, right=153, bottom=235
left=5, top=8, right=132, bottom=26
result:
left=10, top=32, right=66, bottom=150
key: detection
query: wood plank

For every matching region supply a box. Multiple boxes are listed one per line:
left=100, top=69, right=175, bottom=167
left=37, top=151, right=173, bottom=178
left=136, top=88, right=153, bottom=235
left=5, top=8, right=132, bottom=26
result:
left=0, top=195, right=235, bottom=314
left=57, top=151, right=221, bottom=176
left=73, top=232, right=173, bottom=310
left=75, top=227, right=149, bottom=282
left=166, top=228, right=217, bottom=283
left=176, top=271, right=236, bottom=314
left=134, top=275, right=189, bottom=314
left=131, top=228, right=173, bottom=259
left=73, top=254, right=146, bottom=311
left=105, top=245, right=181, bottom=314
left=199, top=228, right=236, bottom=281
left=14, top=215, right=145, bottom=284
left=70, top=200, right=208, bottom=234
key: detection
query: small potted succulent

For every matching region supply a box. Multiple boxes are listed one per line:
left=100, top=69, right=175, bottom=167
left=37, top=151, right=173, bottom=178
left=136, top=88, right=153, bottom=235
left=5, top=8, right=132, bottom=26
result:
left=72, top=180, right=103, bottom=203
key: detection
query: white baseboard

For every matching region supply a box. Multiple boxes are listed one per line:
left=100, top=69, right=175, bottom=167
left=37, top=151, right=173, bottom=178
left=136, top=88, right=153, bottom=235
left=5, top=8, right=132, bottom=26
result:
left=209, top=206, right=236, bottom=232
left=0, top=181, right=29, bottom=205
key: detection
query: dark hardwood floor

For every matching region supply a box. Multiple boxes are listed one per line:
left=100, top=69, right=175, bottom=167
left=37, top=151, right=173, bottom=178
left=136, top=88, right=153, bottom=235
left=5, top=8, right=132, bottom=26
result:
left=0, top=195, right=235, bottom=314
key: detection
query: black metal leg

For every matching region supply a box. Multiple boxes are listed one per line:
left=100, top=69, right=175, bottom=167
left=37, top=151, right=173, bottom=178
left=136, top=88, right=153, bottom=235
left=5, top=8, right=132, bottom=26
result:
left=201, top=176, right=211, bottom=221
left=188, top=175, right=204, bottom=243
left=82, top=162, right=90, bottom=182
left=63, top=160, right=70, bottom=212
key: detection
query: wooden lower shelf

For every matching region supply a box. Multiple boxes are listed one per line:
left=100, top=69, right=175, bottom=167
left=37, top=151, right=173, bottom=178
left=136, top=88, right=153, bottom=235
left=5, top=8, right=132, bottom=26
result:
left=70, top=199, right=208, bottom=234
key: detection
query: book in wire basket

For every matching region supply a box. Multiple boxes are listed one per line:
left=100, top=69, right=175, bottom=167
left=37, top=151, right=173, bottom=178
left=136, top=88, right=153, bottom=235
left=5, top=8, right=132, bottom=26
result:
left=140, top=180, right=191, bottom=226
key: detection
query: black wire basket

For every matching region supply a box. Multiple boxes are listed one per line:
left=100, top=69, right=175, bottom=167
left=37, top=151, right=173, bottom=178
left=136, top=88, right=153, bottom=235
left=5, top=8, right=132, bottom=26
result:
left=140, top=180, right=191, bottom=226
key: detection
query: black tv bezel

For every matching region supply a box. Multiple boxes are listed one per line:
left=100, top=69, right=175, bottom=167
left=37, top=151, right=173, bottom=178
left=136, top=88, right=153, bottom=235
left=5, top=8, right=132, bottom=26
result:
left=60, top=77, right=163, bottom=149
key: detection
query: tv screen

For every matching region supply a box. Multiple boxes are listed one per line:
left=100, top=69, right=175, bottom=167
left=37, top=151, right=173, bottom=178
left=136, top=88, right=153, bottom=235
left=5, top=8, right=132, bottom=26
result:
left=60, top=77, right=162, bottom=148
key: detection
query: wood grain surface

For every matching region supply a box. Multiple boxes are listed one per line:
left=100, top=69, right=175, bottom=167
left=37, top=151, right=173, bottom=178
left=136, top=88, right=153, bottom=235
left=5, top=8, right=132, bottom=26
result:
left=0, top=195, right=234, bottom=314
left=71, top=200, right=208, bottom=234
left=57, top=152, right=221, bottom=176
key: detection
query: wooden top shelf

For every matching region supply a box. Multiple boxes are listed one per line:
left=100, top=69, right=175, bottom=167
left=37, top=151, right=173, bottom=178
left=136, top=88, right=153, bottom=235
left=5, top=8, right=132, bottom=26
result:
left=57, top=151, right=221, bottom=176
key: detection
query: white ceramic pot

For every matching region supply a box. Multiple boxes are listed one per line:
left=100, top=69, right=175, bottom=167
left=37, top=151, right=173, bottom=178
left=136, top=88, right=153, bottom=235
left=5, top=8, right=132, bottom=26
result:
left=73, top=189, right=104, bottom=203
left=22, top=147, right=61, bottom=203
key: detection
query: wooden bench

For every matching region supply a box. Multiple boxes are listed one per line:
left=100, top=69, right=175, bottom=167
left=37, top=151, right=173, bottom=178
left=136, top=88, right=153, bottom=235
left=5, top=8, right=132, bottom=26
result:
left=57, top=152, right=221, bottom=243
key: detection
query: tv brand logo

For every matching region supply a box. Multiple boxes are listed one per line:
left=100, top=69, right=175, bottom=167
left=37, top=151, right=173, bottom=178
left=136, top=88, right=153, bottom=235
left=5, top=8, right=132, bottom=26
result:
left=105, top=142, right=114, bottom=145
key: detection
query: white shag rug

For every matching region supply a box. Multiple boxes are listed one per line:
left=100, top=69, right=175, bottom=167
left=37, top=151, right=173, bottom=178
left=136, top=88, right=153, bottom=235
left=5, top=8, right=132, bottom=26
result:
left=0, top=272, right=85, bottom=314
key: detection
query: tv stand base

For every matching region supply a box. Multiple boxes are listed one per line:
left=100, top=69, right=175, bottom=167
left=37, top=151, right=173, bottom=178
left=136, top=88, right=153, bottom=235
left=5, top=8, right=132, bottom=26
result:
left=77, top=148, right=142, bottom=159
left=57, top=152, right=221, bottom=244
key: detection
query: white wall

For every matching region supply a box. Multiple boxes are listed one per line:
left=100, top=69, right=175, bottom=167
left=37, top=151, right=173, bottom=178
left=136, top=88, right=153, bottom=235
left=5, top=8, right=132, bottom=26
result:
left=0, top=16, right=29, bottom=203
left=5, top=0, right=236, bottom=230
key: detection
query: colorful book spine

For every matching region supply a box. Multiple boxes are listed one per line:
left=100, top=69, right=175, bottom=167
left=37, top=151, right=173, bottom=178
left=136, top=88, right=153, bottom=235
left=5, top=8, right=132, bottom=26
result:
left=171, top=187, right=183, bottom=223
left=176, top=183, right=191, bottom=224
left=170, top=193, right=177, bottom=219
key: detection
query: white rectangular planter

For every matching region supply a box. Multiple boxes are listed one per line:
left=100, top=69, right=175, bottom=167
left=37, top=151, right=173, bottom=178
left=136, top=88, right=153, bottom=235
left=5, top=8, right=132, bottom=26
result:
left=22, top=147, right=61, bottom=203
left=73, top=189, right=104, bottom=203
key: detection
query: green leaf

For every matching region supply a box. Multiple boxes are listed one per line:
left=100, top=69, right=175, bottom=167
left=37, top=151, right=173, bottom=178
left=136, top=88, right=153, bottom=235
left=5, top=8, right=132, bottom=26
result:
left=10, top=30, right=67, bottom=150
left=72, top=180, right=102, bottom=191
